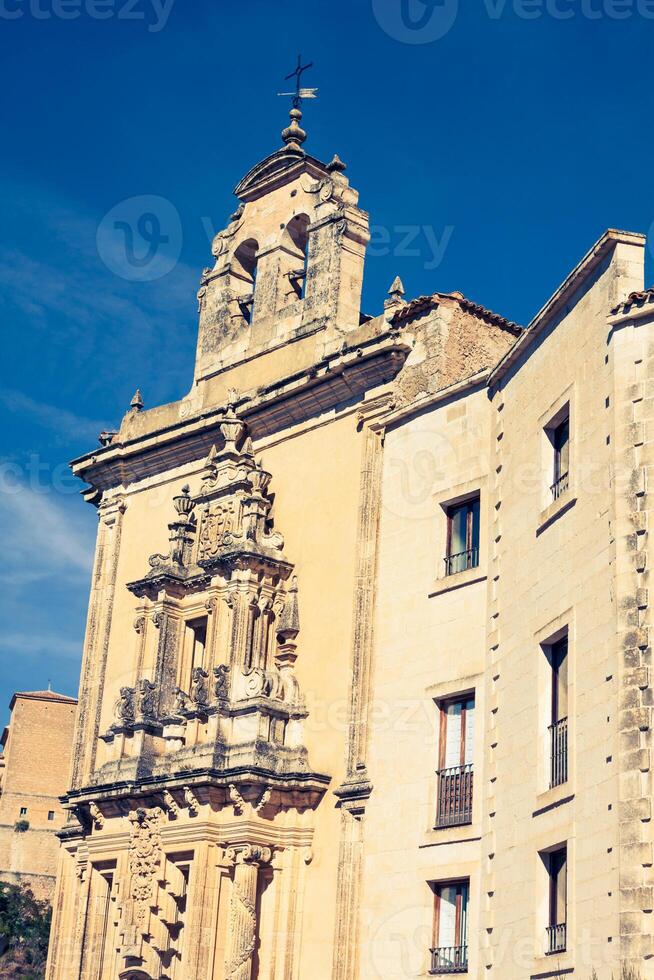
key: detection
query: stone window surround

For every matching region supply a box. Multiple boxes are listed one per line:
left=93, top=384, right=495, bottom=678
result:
left=423, top=672, right=484, bottom=843
left=537, top=383, right=577, bottom=533
left=430, top=476, right=489, bottom=598
left=534, top=609, right=576, bottom=811
left=533, top=835, right=575, bottom=975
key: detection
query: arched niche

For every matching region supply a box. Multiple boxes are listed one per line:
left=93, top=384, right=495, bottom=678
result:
left=284, top=214, right=310, bottom=299
left=232, top=238, right=259, bottom=323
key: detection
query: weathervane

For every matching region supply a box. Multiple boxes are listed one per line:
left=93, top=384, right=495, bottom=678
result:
left=278, top=54, right=318, bottom=110
left=278, top=55, right=316, bottom=152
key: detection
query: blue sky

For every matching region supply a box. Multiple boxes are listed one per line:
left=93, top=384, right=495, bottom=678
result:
left=1, top=0, right=654, bottom=722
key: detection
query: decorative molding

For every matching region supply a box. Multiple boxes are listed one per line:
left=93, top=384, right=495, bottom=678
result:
left=127, top=806, right=163, bottom=925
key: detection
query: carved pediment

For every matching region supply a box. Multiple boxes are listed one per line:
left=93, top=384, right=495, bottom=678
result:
left=233, top=147, right=331, bottom=202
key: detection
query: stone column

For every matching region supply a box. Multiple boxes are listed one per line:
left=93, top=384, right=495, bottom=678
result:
left=224, top=845, right=271, bottom=980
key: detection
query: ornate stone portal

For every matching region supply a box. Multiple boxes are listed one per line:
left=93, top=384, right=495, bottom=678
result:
left=54, top=408, right=329, bottom=980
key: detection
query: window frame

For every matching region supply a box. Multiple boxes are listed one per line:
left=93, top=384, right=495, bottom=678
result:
left=444, top=495, right=480, bottom=577
left=550, top=636, right=569, bottom=727
left=545, top=846, right=567, bottom=954
left=544, top=402, right=571, bottom=502
left=438, top=695, right=475, bottom=772
left=435, top=695, right=475, bottom=829
left=431, top=879, right=470, bottom=974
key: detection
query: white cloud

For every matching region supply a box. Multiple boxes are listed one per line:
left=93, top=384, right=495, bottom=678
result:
left=0, top=387, right=108, bottom=443
left=0, top=632, right=81, bottom=661
left=0, top=483, right=94, bottom=586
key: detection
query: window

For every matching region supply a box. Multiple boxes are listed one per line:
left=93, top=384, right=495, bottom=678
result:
left=436, top=697, right=474, bottom=827
left=48, top=811, right=55, bottom=821
left=445, top=497, right=480, bottom=576
left=19, top=807, right=27, bottom=816
left=186, top=617, right=208, bottom=685
left=547, top=408, right=570, bottom=501
left=548, top=636, right=568, bottom=788
left=430, top=880, right=469, bottom=974
left=545, top=847, right=567, bottom=954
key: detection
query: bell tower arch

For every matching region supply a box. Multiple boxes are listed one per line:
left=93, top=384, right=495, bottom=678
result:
left=194, top=104, right=370, bottom=384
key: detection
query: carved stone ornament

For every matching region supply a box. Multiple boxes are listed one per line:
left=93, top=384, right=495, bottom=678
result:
left=114, top=686, right=135, bottom=726
left=162, top=789, right=180, bottom=819
left=214, top=664, right=231, bottom=701
left=89, top=802, right=104, bottom=830
left=183, top=786, right=199, bottom=816
left=174, top=686, right=190, bottom=714
left=255, top=786, right=272, bottom=813
left=319, top=178, right=334, bottom=203
left=190, top=667, right=210, bottom=708
left=229, top=783, right=246, bottom=816
left=136, top=678, right=157, bottom=723
left=226, top=843, right=272, bottom=866
left=128, top=807, right=163, bottom=924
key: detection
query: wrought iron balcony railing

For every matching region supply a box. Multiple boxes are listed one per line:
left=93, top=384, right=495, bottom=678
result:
left=550, top=471, right=569, bottom=501
left=435, top=764, right=473, bottom=828
left=549, top=716, right=568, bottom=788
left=546, top=923, right=566, bottom=955
left=444, top=547, right=479, bottom=577
left=430, top=945, right=468, bottom=974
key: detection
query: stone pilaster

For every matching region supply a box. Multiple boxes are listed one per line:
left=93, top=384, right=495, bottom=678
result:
left=332, top=414, right=386, bottom=979
left=224, top=844, right=272, bottom=980
left=70, top=495, right=125, bottom=789
left=609, top=313, right=654, bottom=970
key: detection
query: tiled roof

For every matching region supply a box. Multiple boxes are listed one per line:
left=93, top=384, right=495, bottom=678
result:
left=391, top=291, right=522, bottom=334
left=611, top=287, right=654, bottom=316
left=10, top=690, right=77, bottom=709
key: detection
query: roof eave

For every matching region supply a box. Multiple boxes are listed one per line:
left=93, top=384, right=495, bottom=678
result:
left=489, top=228, right=646, bottom=386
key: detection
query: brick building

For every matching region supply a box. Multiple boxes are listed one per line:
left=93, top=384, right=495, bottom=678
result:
left=0, top=690, right=77, bottom=899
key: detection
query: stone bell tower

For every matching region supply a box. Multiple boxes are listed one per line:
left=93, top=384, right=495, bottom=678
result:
left=46, top=74, right=410, bottom=980
left=194, top=101, right=370, bottom=383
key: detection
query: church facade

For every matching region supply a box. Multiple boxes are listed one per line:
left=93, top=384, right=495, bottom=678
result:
left=46, top=105, right=654, bottom=979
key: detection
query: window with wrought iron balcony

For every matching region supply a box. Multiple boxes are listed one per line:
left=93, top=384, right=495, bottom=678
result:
left=430, top=880, right=469, bottom=975
left=547, top=409, right=570, bottom=502
left=444, top=497, right=480, bottom=577
left=544, top=846, right=567, bottom=956
left=435, top=696, right=474, bottom=829
left=547, top=636, right=568, bottom=789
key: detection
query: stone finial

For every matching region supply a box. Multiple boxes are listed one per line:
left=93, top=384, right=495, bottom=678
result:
left=327, top=153, right=347, bottom=173
left=278, top=575, right=300, bottom=641
left=130, top=389, right=144, bottom=412
left=282, top=107, right=307, bottom=152
left=384, top=276, right=406, bottom=310
left=173, top=485, right=194, bottom=519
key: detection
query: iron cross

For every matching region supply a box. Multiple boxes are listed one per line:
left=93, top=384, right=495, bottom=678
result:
left=284, top=54, right=314, bottom=108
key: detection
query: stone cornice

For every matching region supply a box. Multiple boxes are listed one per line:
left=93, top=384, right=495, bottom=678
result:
left=71, top=334, right=409, bottom=495
left=64, top=767, right=331, bottom=808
